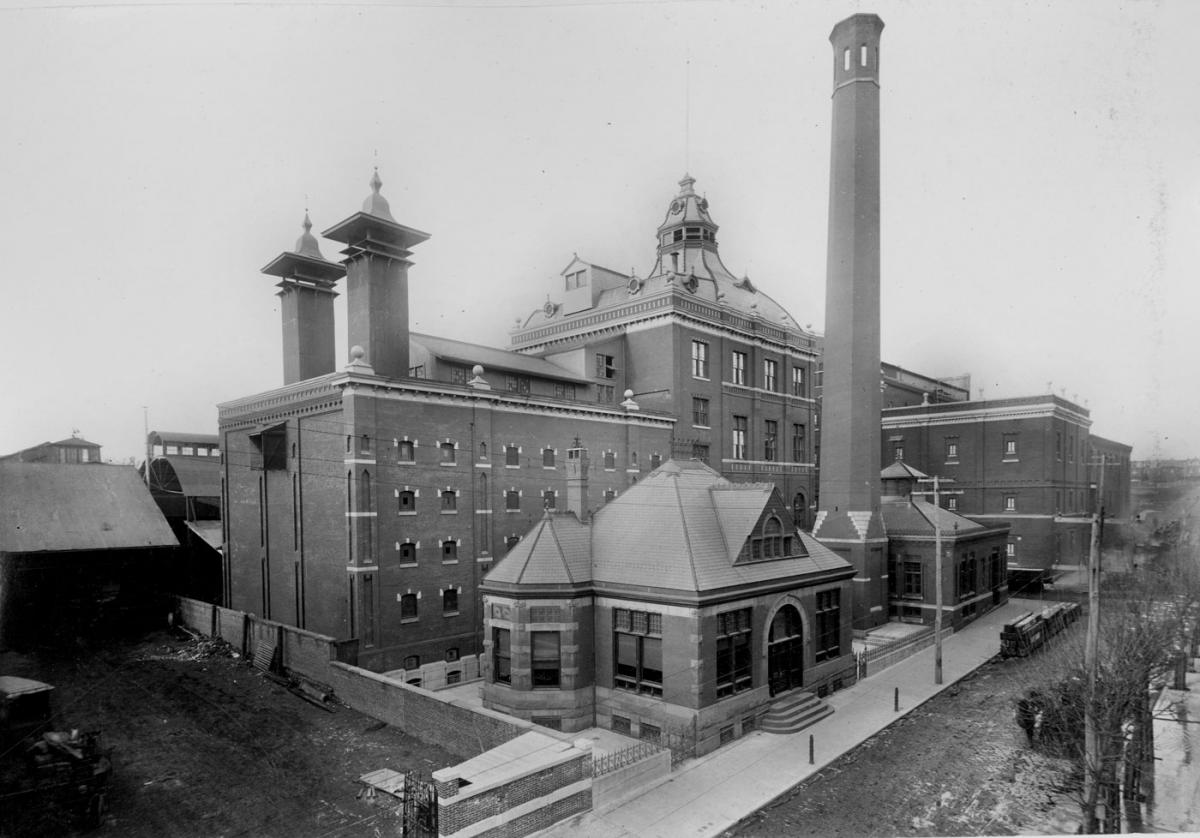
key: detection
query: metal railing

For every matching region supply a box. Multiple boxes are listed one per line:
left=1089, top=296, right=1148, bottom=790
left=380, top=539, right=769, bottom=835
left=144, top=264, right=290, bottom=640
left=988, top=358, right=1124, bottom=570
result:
left=592, top=740, right=665, bottom=777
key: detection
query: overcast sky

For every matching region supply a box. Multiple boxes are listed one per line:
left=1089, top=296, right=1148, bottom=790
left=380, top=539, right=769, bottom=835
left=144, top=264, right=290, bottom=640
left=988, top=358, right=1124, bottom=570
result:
left=1, top=0, right=1196, bottom=464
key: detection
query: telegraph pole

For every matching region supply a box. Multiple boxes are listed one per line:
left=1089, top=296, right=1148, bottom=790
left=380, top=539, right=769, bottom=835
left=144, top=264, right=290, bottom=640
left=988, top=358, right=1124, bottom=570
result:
left=143, top=406, right=151, bottom=487
left=1084, top=453, right=1107, bottom=831
left=914, top=475, right=963, bottom=685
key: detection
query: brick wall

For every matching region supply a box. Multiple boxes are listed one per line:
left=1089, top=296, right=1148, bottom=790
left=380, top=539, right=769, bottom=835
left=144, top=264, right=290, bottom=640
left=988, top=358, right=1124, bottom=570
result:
left=437, top=752, right=591, bottom=838
left=175, top=596, right=524, bottom=760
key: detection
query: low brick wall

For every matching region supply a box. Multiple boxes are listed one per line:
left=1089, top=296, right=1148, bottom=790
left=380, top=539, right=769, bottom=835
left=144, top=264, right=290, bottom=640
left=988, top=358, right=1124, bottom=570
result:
left=174, top=597, right=524, bottom=759
left=435, top=745, right=592, bottom=838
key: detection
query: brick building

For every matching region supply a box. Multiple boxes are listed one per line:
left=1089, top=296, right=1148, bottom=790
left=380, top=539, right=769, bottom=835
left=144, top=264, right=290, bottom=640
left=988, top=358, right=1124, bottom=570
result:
left=880, top=394, right=1132, bottom=586
left=480, top=455, right=855, bottom=753
left=880, top=460, right=1010, bottom=626
left=0, top=434, right=102, bottom=465
left=219, top=178, right=678, bottom=672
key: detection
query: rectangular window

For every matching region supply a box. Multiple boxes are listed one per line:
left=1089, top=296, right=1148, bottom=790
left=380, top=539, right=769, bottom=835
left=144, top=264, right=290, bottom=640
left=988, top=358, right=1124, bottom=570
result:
left=542, top=447, right=555, bottom=467
left=595, top=353, right=615, bottom=379
left=505, top=490, right=520, bottom=511
left=400, top=593, right=418, bottom=622
left=566, top=269, right=587, bottom=290
left=596, top=384, right=615, bottom=403
left=440, top=442, right=456, bottom=464
left=398, top=490, right=416, bottom=513
left=604, top=488, right=616, bottom=503
left=603, top=451, right=615, bottom=469
left=543, top=490, right=556, bottom=510
left=893, top=445, right=904, bottom=462
left=399, top=542, right=416, bottom=565
left=691, top=340, right=709, bottom=378
left=613, top=608, right=663, bottom=697
left=731, top=351, right=747, bottom=386
left=958, top=554, right=977, bottom=599
left=764, top=420, right=778, bottom=461
left=1004, top=495, right=1016, bottom=512
left=716, top=608, right=752, bottom=698
left=554, top=383, right=576, bottom=400
left=442, top=541, right=458, bottom=561
left=531, top=632, right=561, bottom=687
left=443, top=588, right=458, bottom=615
left=792, top=424, right=806, bottom=463
left=441, top=490, right=457, bottom=511
left=947, top=496, right=958, bottom=511
left=903, top=560, right=922, bottom=597
left=493, top=628, right=511, bottom=684
left=692, top=397, right=709, bottom=426
left=398, top=440, right=415, bottom=461
left=945, top=440, right=958, bottom=461
left=505, top=445, right=519, bottom=466
left=451, top=365, right=469, bottom=385
left=1003, top=435, right=1018, bottom=459
left=1006, top=542, right=1016, bottom=559
left=763, top=359, right=777, bottom=392
left=1055, top=431, right=1063, bottom=461
left=791, top=366, right=805, bottom=396
left=732, top=416, right=747, bottom=460
left=1068, top=435, right=1075, bottom=463
left=815, top=590, right=841, bottom=662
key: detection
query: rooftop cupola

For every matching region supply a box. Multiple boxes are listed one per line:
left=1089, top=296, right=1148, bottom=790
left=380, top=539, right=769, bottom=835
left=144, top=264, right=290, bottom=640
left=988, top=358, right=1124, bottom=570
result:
left=361, top=168, right=396, bottom=221
left=656, top=173, right=720, bottom=259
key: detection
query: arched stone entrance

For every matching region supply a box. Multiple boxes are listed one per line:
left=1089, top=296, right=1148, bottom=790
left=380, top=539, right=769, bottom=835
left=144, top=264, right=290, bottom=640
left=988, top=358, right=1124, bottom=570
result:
left=768, top=604, right=804, bottom=696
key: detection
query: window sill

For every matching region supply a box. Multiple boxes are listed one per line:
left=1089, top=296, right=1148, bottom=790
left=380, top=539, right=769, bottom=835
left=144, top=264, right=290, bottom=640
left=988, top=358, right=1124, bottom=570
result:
left=400, top=618, right=419, bottom=624
left=440, top=510, right=458, bottom=515
left=398, top=562, right=418, bottom=568
left=505, top=464, right=521, bottom=469
left=442, top=559, right=459, bottom=565
left=397, top=511, right=417, bottom=517
left=443, top=611, right=460, bottom=617
left=397, top=459, right=416, bottom=466
left=505, top=509, right=521, bottom=513
left=1001, top=458, right=1019, bottom=463
left=543, top=466, right=557, bottom=470
left=693, top=376, right=710, bottom=382
left=693, top=424, right=711, bottom=430
left=439, top=462, right=457, bottom=467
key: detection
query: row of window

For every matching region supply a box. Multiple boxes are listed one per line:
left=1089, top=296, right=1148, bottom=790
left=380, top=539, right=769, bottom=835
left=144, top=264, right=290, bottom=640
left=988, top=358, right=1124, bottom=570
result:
left=690, top=340, right=808, bottom=395
left=395, top=485, right=621, bottom=515
left=725, top=414, right=807, bottom=462
left=153, top=444, right=220, bottom=458
left=392, top=588, right=459, bottom=621
left=491, top=599, right=843, bottom=696
left=894, top=549, right=1005, bottom=600
left=895, top=433, right=1098, bottom=466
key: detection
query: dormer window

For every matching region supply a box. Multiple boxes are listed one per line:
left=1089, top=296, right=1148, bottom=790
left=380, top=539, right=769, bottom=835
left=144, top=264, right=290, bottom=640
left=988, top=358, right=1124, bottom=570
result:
left=565, top=270, right=588, bottom=290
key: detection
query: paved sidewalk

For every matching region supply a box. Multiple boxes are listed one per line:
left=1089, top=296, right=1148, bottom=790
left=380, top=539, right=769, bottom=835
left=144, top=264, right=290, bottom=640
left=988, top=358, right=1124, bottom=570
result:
left=1138, top=661, right=1200, bottom=832
left=541, top=599, right=1033, bottom=838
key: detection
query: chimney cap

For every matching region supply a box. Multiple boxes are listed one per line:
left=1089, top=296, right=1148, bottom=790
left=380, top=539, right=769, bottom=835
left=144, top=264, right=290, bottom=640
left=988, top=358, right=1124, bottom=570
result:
left=362, top=168, right=396, bottom=221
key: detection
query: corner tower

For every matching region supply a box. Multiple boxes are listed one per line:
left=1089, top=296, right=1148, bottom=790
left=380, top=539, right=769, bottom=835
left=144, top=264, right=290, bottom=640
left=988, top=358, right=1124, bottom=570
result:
left=812, top=13, right=888, bottom=630
left=323, top=170, right=430, bottom=378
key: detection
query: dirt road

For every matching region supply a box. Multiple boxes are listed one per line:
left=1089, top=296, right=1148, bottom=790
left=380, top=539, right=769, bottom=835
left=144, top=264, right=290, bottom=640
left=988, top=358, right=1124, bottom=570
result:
left=725, top=655, right=1082, bottom=837
left=1, top=631, right=458, bottom=837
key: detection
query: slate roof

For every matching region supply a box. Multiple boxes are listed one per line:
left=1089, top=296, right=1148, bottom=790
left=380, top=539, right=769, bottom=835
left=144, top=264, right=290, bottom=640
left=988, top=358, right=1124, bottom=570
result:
left=485, top=512, right=592, bottom=589
left=880, top=496, right=989, bottom=538
left=0, top=463, right=177, bottom=554
left=484, top=459, right=852, bottom=599
left=410, top=333, right=589, bottom=384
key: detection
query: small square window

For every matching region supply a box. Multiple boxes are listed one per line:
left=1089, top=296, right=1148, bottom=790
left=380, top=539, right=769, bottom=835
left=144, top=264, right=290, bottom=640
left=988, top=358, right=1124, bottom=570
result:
left=441, top=490, right=457, bottom=511
left=440, top=442, right=456, bottom=464
left=442, top=541, right=458, bottom=561
left=398, top=440, right=415, bottom=461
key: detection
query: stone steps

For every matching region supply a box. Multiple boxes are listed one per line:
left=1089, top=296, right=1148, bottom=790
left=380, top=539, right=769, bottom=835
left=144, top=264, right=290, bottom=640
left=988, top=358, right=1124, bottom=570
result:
left=759, top=690, right=833, bottom=735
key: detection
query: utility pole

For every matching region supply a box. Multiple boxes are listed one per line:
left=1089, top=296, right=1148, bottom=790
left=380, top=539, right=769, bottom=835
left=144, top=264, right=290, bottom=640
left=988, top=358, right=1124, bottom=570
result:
left=143, top=406, right=151, bottom=487
left=914, top=475, right=963, bottom=685
left=1084, top=453, right=1107, bottom=832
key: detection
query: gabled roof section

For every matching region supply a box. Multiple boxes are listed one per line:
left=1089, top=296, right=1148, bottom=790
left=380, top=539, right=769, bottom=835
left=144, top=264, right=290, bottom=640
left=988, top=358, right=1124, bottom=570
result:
left=0, top=463, right=177, bottom=554
left=410, top=333, right=589, bottom=384
left=591, top=460, right=851, bottom=595
left=881, top=460, right=928, bottom=480
left=484, top=512, right=592, bottom=588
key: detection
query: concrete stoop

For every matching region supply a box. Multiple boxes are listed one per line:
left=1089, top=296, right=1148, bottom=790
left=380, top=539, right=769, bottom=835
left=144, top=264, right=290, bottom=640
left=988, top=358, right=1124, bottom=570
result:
left=759, top=691, right=834, bottom=735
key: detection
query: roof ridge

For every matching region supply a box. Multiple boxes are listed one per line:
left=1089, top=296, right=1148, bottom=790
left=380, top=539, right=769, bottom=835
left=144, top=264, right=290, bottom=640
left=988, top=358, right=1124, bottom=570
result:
left=544, top=514, right=575, bottom=584
left=672, top=475, right=701, bottom=590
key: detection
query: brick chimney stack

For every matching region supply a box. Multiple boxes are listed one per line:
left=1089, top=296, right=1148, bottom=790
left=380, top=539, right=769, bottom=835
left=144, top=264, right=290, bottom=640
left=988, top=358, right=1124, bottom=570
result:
left=261, top=213, right=344, bottom=385
left=323, top=170, right=430, bottom=378
left=812, top=13, right=889, bottom=629
left=565, top=439, right=590, bottom=522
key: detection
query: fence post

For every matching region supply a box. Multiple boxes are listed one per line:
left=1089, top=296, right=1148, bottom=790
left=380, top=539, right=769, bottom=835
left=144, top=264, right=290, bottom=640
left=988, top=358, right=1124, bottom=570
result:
left=242, top=613, right=250, bottom=657
left=894, top=687, right=899, bottom=712
left=210, top=603, right=218, bottom=638
left=809, top=734, right=814, bottom=765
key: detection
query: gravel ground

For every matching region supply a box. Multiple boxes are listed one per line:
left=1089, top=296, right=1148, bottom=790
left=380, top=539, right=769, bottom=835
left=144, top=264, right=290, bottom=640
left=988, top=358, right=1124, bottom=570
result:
left=725, top=655, right=1083, bottom=837
left=1, top=630, right=459, bottom=838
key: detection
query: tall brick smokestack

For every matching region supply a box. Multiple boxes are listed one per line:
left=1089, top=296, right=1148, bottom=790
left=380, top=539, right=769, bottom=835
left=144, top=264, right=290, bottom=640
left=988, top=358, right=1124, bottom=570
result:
left=812, top=13, right=888, bottom=630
